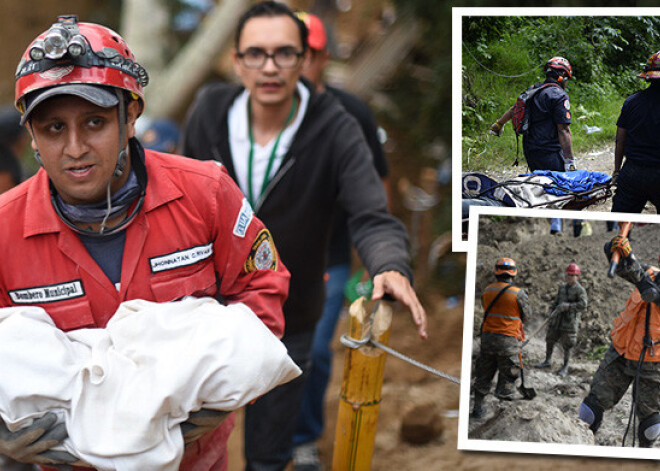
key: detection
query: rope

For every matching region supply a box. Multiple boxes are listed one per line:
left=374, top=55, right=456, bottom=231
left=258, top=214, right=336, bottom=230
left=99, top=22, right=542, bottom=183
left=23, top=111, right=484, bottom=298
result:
left=339, top=334, right=461, bottom=385
left=462, top=41, right=544, bottom=78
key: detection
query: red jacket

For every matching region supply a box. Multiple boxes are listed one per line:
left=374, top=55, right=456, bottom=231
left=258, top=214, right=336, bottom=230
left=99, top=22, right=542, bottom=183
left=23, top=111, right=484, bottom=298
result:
left=0, top=148, right=289, bottom=470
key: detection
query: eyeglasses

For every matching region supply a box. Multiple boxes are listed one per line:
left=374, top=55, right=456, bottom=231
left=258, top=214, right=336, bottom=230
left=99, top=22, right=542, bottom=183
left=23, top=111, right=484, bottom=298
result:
left=236, top=47, right=304, bottom=69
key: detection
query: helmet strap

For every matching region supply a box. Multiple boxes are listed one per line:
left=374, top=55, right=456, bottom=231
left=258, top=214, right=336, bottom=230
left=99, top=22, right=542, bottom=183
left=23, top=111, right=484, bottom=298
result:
left=34, top=149, right=43, bottom=167
left=99, top=88, right=130, bottom=234
left=114, top=88, right=128, bottom=178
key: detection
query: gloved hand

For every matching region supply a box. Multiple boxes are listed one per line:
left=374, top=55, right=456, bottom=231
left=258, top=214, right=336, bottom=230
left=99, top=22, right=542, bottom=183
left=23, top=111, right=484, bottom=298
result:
left=0, top=412, right=78, bottom=466
left=559, top=302, right=571, bottom=312
left=489, top=122, right=503, bottom=136
left=181, top=409, right=230, bottom=445
left=609, top=235, right=632, bottom=260
left=564, top=159, right=576, bottom=172
left=611, top=170, right=619, bottom=185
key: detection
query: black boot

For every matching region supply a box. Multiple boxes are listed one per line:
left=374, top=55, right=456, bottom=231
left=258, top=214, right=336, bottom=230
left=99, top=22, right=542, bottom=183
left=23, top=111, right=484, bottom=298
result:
left=638, top=413, right=660, bottom=448
left=535, top=344, right=553, bottom=368
left=470, top=392, right=486, bottom=419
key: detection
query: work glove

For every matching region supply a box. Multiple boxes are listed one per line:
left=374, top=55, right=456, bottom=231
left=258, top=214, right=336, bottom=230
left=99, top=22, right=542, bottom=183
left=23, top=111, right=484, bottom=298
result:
left=559, top=302, right=571, bottom=313
left=609, top=235, right=632, bottom=260
left=181, top=409, right=230, bottom=445
left=0, top=412, right=78, bottom=467
left=564, top=159, right=576, bottom=172
left=489, top=122, right=503, bottom=137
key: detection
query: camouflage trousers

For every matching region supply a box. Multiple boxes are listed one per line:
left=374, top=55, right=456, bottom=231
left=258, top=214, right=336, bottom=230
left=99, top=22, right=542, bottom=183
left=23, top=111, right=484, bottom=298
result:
left=588, top=344, right=660, bottom=419
left=473, top=332, right=521, bottom=398
left=545, top=324, right=578, bottom=351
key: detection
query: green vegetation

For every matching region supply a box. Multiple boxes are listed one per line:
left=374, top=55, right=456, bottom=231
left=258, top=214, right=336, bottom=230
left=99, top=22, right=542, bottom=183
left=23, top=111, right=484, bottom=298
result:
left=462, top=16, right=660, bottom=172
left=586, top=343, right=609, bottom=361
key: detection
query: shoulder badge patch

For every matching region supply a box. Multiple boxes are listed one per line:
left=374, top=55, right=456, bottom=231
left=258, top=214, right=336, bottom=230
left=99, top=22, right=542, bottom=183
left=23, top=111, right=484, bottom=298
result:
left=564, top=99, right=570, bottom=110
left=245, top=229, right=278, bottom=272
left=233, top=198, right=254, bottom=238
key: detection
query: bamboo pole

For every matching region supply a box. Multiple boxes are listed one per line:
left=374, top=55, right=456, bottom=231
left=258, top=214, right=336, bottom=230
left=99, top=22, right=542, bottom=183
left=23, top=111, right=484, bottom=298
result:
left=332, top=297, right=392, bottom=471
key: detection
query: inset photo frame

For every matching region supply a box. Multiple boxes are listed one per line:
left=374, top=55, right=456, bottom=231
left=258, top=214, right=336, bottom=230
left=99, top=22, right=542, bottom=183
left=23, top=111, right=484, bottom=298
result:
left=452, top=7, right=660, bottom=251
left=458, top=205, right=660, bottom=459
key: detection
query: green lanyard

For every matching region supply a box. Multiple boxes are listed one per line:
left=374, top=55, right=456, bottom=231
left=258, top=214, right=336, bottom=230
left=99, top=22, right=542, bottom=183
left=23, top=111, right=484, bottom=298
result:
left=247, top=96, right=298, bottom=208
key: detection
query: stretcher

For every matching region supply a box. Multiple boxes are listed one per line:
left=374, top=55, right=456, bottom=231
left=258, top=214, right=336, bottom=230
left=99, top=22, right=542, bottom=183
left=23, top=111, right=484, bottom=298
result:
left=462, top=170, right=613, bottom=218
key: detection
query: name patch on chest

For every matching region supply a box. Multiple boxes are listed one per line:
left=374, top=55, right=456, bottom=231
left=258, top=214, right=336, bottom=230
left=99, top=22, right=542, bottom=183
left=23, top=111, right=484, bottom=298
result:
left=150, top=243, right=213, bottom=273
left=9, top=280, right=85, bottom=304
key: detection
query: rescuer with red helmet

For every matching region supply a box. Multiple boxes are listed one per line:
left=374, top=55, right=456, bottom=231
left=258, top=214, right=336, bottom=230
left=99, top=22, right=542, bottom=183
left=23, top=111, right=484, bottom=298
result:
left=0, top=15, right=290, bottom=470
left=611, top=50, right=660, bottom=214
left=489, top=56, right=575, bottom=174
left=470, top=257, right=532, bottom=419
left=535, top=262, right=588, bottom=377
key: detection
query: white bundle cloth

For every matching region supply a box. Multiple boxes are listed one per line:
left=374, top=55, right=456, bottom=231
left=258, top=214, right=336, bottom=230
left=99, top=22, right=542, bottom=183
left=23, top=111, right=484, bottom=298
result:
left=0, top=297, right=301, bottom=471
left=494, top=175, right=569, bottom=208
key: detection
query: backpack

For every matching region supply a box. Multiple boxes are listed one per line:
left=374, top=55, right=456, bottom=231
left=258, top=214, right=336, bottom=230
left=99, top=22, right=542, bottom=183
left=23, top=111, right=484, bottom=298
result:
left=511, top=83, right=561, bottom=135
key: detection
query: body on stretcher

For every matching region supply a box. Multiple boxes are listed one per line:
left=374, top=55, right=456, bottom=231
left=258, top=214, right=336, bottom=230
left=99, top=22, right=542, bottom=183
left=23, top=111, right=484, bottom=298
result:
left=462, top=170, right=613, bottom=219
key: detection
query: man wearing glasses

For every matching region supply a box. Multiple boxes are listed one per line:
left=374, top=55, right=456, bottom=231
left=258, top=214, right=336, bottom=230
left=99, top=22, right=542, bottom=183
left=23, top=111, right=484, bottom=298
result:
left=181, top=2, right=426, bottom=470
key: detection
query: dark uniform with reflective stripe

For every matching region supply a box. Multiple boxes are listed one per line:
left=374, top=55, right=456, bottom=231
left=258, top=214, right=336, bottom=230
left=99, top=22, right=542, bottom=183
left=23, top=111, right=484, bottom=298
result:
left=473, top=282, right=532, bottom=399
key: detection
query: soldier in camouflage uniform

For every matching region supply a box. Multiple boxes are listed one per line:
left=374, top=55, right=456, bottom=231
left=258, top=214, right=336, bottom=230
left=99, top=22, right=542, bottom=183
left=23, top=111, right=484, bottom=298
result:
left=471, top=258, right=532, bottom=419
left=535, top=263, right=588, bottom=377
left=579, top=234, right=660, bottom=447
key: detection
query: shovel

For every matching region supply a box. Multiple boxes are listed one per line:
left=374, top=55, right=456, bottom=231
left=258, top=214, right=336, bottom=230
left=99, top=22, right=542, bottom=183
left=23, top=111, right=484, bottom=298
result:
left=521, top=313, right=554, bottom=349
left=518, top=350, right=536, bottom=400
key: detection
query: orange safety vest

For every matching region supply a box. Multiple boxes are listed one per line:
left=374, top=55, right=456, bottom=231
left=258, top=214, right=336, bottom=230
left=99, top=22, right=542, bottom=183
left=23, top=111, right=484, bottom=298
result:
left=611, top=279, right=660, bottom=362
left=481, top=281, right=525, bottom=340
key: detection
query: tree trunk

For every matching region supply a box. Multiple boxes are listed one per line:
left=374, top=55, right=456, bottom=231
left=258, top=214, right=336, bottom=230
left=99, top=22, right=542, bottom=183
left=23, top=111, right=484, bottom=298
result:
left=344, top=12, right=418, bottom=99
left=120, top=0, right=170, bottom=74
left=140, top=0, right=246, bottom=119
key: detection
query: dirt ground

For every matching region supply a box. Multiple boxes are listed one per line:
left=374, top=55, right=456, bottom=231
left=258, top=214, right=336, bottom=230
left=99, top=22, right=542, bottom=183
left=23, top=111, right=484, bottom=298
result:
left=464, top=216, right=660, bottom=467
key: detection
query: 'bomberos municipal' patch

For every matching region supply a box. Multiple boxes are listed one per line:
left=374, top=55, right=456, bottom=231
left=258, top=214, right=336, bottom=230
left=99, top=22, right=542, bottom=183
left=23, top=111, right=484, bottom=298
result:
left=9, top=280, right=85, bottom=304
left=245, top=229, right=277, bottom=272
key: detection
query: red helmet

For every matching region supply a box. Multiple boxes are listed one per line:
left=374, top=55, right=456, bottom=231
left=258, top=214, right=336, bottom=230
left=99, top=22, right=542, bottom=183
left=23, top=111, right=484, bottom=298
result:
left=638, top=50, right=660, bottom=81
left=566, top=263, right=581, bottom=275
left=546, top=56, right=572, bottom=79
left=494, top=257, right=517, bottom=277
left=15, top=15, right=148, bottom=121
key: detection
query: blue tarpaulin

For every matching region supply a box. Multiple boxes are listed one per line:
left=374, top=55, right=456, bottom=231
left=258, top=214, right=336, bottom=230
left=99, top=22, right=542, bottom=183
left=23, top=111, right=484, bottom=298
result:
left=520, top=170, right=611, bottom=196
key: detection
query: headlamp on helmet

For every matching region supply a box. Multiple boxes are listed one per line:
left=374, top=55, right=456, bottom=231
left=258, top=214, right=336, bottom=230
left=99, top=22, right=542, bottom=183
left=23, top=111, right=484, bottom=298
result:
left=29, top=15, right=86, bottom=61
left=16, top=15, right=148, bottom=113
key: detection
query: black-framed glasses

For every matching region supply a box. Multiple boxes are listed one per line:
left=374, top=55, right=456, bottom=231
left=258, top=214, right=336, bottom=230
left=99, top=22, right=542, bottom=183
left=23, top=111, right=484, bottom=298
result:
left=236, top=47, right=304, bottom=69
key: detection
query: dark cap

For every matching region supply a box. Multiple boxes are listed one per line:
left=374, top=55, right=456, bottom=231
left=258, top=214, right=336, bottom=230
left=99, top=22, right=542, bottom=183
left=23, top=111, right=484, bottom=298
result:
left=20, top=84, right=119, bottom=125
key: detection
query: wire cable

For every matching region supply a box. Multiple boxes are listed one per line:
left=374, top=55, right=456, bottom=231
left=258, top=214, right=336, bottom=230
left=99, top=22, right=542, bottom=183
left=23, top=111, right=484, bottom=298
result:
left=462, top=41, right=544, bottom=78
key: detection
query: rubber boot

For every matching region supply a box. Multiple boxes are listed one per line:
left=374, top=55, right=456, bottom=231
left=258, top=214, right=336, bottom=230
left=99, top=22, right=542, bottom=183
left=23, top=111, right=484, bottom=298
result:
left=558, top=350, right=571, bottom=377
left=470, top=392, right=486, bottom=419
left=535, top=344, right=553, bottom=368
